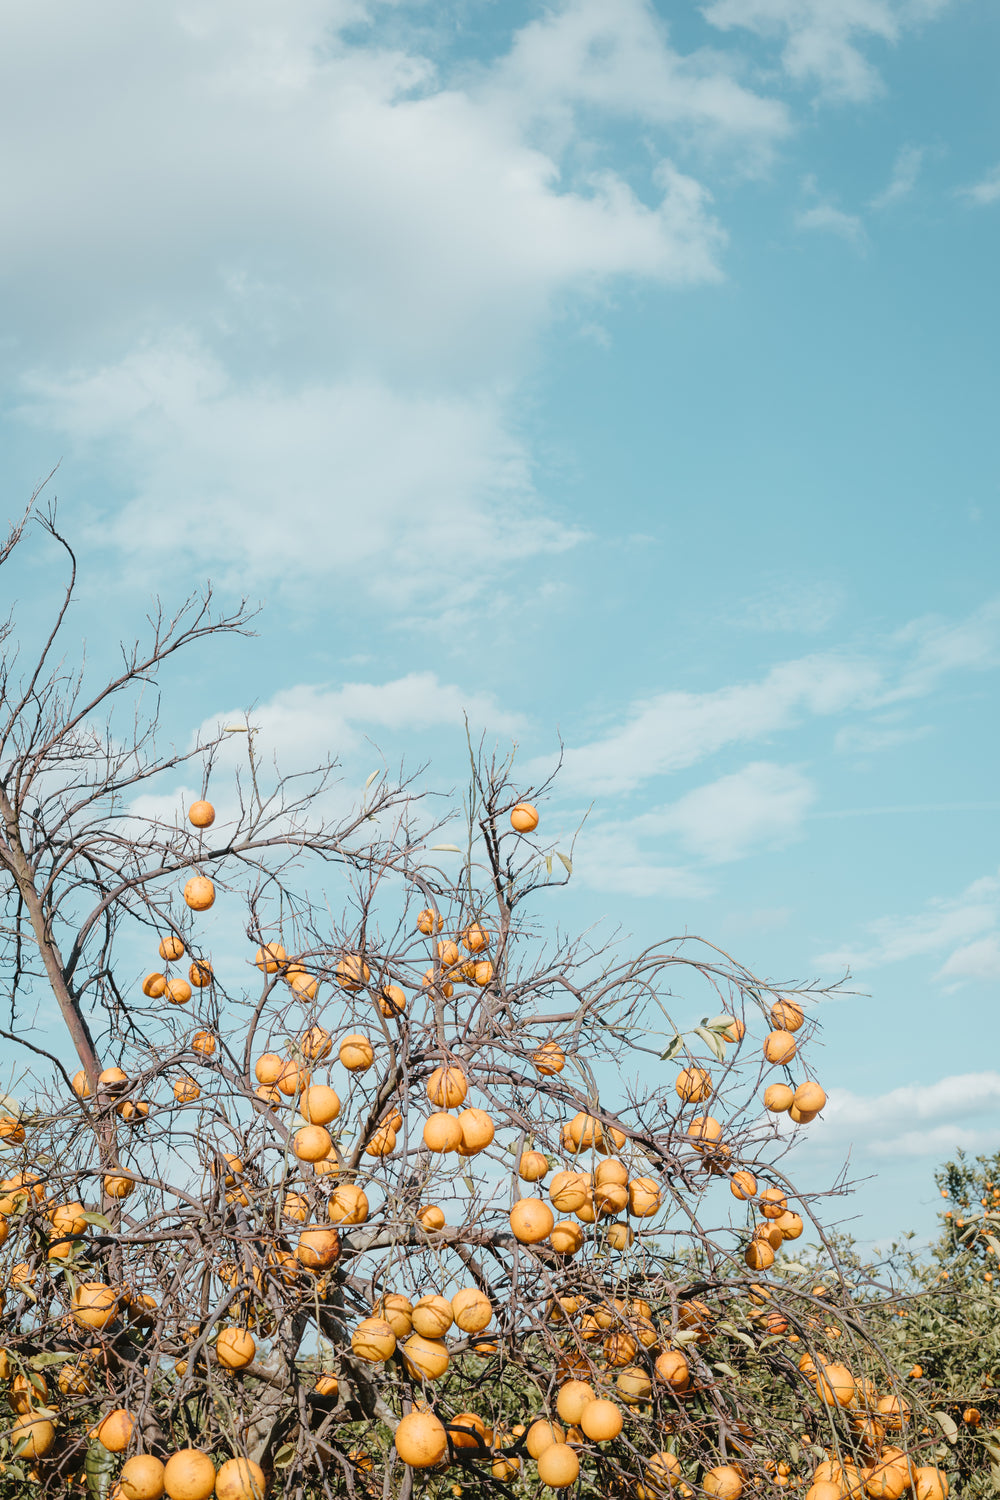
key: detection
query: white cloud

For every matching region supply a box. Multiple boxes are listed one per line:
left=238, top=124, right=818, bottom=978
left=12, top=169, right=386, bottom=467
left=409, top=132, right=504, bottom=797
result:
left=535, top=598, right=1000, bottom=800
left=535, top=651, right=882, bottom=796
left=207, top=673, right=526, bottom=764
left=958, top=163, right=1000, bottom=206
left=814, top=1073, right=1000, bottom=1159
left=567, top=761, right=813, bottom=899
left=5, top=0, right=775, bottom=613
left=935, top=937, right=1000, bottom=984
left=833, top=722, right=931, bottom=755
left=492, top=0, right=789, bottom=164
left=735, top=580, right=845, bottom=634
left=701, top=0, right=952, bottom=104
left=649, top=760, right=815, bottom=862
left=20, top=342, right=583, bottom=607
left=795, top=202, right=867, bottom=245
left=817, top=870, right=1000, bottom=975
left=870, top=144, right=925, bottom=208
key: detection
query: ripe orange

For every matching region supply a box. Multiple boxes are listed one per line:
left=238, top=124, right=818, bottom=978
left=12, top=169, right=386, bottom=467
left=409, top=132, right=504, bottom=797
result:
left=510, top=1198, right=555, bottom=1243
left=731, top=1170, right=757, bottom=1201
left=72, top=1281, right=119, bottom=1329
left=550, top=1220, right=584, bottom=1255
left=142, top=972, right=168, bottom=998
left=72, top=1068, right=92, bottom=1097
left=216, top=1327, right=255, bottom=1370
left=159, top=933, right=185, bottom=961
left=215, top=1458, right=266, bottom=1500
left=654, top=1349, right=690, bottom=1390
left=627, top=1177, right=661, bottom=1216
left=526, top=1420, right=564, bottom=1457
left=794, top=1080, right=826, bottom=1113
left=519, top=1149, right=549, bottom=1181
left=183, top=876, right=215, bottom=911
left=763, top=1083, right=794, bottom=1113
left=687, top=1115, right=723, bottom=1151
left=704, top=1467, right=744, bottom=1499
left=293, top=1125, right=333, bottom=1163
left=676, top=1066, right=712, bottom=1102
left=191, top=1030, right=216, bottom=1056
left=534, top=1041, right=565, bottom=1075
left=163, top=1449, right=217, bottom=1500
left=189, top=958, right=214, bottom=987
left=416, top=908, right=444, bottom=936
left=373, top=1293, right=413, bottom=1337
left=760, top=1187, right=788, bottom=1219
left=412, top=1294, right=454, bottom=1337
left=119, top=1454, right=167, bottom=1499
left=378, top=984, right=406, bottom=1016
left=255, top=944, right=287, bottom=973
left=339, top=1034, right=374, bottom=1071
left=510, top=802, right=539, bottom=832
left=418, top=1204, right=446, bottom=1231
left=295, top=1228, right=340, bottom=1271
left=188, top=800, right=216, bottom=829
left=462, top=923, right=490, bottom=952
left=401, top=1333, right=450, bottom=1380
left=351, top=1318, right=397, bottom=1362
left=327, top=1184, right=369, bottom=1225
left=452, top=1287, right=493, bottom=1333
left=770, top=999, right=804, bottom=1031
left=579, top=1398, right=622, bottom=1442
left=457, top=1107, right=494, bottom=1154
left=537, top=1443, right=579, bottom=1488
left=90, top=1408, right=135, bottom=1452
left=426, top=1064, right=468, bottom=1108
left=336, top=952, right=370, bottom=992
left=164, top=978, right=193, bottom=1006
left=763, top=1029, right=797, bottom=1064
left=395, top=1410, right=448, bottom=1467
left=9, top=1414, right=56, bottom=1459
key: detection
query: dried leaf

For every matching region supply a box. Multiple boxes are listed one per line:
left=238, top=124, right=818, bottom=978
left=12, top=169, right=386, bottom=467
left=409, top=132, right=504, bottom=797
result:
left=693, top=1025, right=726, bottom=1063
left=429, top=844, right=463, bottom=853
left=932, top=1410, right=958, bottom=1445
left=557, top=852, right=573, bottom=875
left=660, top=1035, right=683, bottom=1063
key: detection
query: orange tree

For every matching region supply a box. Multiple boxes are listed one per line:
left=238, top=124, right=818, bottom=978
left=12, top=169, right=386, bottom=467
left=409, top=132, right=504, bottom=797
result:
left=0, top=507, right=951, bottom=1498
left=847, top=1149, right=1000, bottom=1497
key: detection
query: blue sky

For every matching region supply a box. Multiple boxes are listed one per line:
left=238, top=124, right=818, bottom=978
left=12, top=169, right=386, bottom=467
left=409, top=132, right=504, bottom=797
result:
left=2, top=0, right=998, bottom=1245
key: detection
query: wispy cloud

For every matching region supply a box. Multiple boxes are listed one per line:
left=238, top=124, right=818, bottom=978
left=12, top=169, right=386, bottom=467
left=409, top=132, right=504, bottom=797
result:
left=814, top=1072, right=1000, bottom=1159
left=870, top=144, right=925, bottom=209
left=958, top=164, right=1000, bottom=206
left=701, top=0, right=954, bottom=105
left=795, top=202, right=867, bottom=246
left=817, top=870, right=1000, bottom=979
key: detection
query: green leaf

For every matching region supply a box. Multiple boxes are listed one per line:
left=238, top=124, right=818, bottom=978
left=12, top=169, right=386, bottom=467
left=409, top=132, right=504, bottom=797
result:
left=693, top=1025, right=726, bottom=1063
left=713, top=1361, right=740, bottom=1379
left=660, top=1035, right=683, bottom=1063
left=30, top=1351, right=78, bottom=1370
left=273, top=1443, right=297, bottom=1470
left=556, top=852, right=573, bottom=875
left=932, top=1410, right=959, bottom=1445
left=81, top=1212, right=112, bottom=1230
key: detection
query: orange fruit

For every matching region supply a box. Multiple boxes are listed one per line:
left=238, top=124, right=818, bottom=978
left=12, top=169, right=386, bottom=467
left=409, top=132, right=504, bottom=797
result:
left=191, top=1030, right=216, bottom=1056
left=579, top=1398, right=622, bottom=1442
left=339, top=1034, right=374, bottom=1071
left=395, top=1410, right=448, bottom=1467
left=255, top=944, right=287, bottom=973
left=769, top=999, right=804, bottom=1031
left=537, top=1444, right=579, bottom=1488
left=90, top=1408, right=135, bottom=1452
left=763, top=1083, right=794, bottom=1113
left=676, top=1066, right=712, bottom=1102
left=142, top=972, right=168, bottom=998
left=416, top=908, right=444, bottom=935
left=426, top=1064, right=468, bottom=1108
left=412, top=1295, right=454, bottom=1338
left=164, top=978, right=193, bottom=1006
left=336, top=953, right=370, bottom=992
left=533, top=1041, right=565, bottom=1075
left=119, top=1454, right=167, bottom=1499
left=510, top=802, right=539, bottom=832
left=215, top=1458, right=266, bottom=1500
left=163, top=1449, right=217, bottom=1500
left=510, top=1198, right=554, bottom=1243
left=159, top=934, right=186, bottom=962
left=731, top=1170, right=757, bottom=1201
left=526, top=1421, right=564, bottom=1458
left=763, top=1029, right=796, bottom=1064
left=327, top=1184, right=368, bottom=1225
left=216, top=1327, right=255, bottom=1370
left=188, top=800, right=215, bottom=829
left=452, top=1287, right=493, bottom=1333
left=351, top=1318, right=397, bottom=1362
left=401, top=1334, right=450, bottom=1380
left=183, top=876, right=215, bottom=911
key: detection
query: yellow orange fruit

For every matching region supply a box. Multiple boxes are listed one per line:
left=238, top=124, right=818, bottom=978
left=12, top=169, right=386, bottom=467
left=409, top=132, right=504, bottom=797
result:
left=183, top=876, right=215, bottom=911
left=510, top=802, right=539, bottom=832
